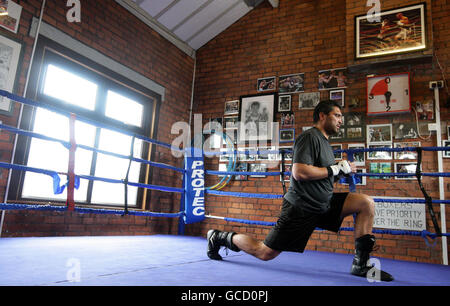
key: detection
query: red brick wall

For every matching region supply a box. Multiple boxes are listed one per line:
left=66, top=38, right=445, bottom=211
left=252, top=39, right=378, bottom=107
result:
left=0, top=0, right=194, bottom=236
left=190, top=0, right=450, bottom=264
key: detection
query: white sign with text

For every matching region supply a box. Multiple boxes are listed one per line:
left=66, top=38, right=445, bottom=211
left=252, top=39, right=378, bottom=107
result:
left=373, top=197, right=426, bottom=231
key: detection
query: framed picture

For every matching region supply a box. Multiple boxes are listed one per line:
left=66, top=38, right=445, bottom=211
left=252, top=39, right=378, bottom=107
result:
left=239, top=93, right=276, bottom=143
left=280, top=128, right=295, bottom=143
left=415, top=100, right=434, bottom=120
left=249, top=163, right=267, bottom=178
left=367, top=73, right=411, bottom=115
left=224, top=116, right=238, bottom=130
left=0, top=33, right=23, bottom=115
left=280, top=112, right=294, bottom=129
left=355, top=3, right=426, bottom=59
left=299, top=92, right=320, bottom=109
left=367, top=124, right=393, bottom=144
left=369, top=162, right=392, bottom=179
left=278, top=73, right=305, bottom=94
left=443, top=140, right=450, bottom=158
left=318, top=68, right=348, bottom=90
left=224, top=100, right=239, bottom=116
left=257, top=147, right=270, bottom=161
left=394, top=162, right=418, bottom=180
left=348, top=143, right=366, bottom=166
left=280, top=163, right=292, bottom=182
left=0, top=0, right=22, bottom=34
left=234, top=162, right=248, bottom=181
left=257, top=76, right=276, bottom=92
left=278, top=146, right=293, bottom=161
left=368, top=143, right=392, bottom=160
left=346, top=127, right=364, bottom=141
left=238, top=147, right=257, bottom=162
left=330, top=89, right=345, bottom=107
left=278, top=95, right=291, bottom=112
left=393, top=123, right=418, bottom=140
left=394, top=141, right=420, bottom=160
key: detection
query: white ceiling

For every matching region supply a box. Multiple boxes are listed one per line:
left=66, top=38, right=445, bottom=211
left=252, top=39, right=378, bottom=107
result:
left=116, top=0, right=278, bottom=57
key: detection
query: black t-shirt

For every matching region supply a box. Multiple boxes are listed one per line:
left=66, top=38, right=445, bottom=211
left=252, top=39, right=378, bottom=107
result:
left=283, top=127, right=336, bottom=214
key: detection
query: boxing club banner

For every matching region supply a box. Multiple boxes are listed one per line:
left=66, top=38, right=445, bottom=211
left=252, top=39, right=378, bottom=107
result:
left=184, top=147, right=205, bottom=224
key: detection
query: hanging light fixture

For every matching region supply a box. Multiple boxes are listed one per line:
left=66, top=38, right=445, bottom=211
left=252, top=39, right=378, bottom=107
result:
left=0, top=0, right=8, bottom=16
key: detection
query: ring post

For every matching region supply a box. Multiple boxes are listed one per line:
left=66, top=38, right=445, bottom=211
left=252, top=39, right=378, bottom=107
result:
left=183, top=146, right=205, bottom=224
left=66, top=113, right=77, bottom=211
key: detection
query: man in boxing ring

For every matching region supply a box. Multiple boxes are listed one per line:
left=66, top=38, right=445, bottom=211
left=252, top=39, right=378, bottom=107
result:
left=207, top=100, right=394, bottom=282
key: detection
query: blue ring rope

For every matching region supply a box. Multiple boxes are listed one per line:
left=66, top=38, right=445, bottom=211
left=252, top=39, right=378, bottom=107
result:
left=0, top=122, right=185, bottom=173
left=0, top=203, right=182, bottom=218
left=210, top=216, right=448, bottom=238
left=0, top=90, right=182, bottom=153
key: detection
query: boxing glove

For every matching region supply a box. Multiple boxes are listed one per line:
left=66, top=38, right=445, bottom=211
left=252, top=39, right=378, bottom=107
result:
left=327, top=160, right=352, bottom=177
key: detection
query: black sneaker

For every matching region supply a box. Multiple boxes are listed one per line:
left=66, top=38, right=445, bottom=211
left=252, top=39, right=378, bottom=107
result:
left=351, top=261, right=394, bottom=282
left=207, top=229, right=223, bottom=260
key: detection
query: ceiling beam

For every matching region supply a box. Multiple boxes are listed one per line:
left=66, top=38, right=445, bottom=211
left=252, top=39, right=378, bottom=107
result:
left=154, top=0, right=181, bottom=20
left=171, top=0, right=215, bottom=32
left=114, top=0, right=196, bottom=58
left=186, top=0, right=242, bottom=44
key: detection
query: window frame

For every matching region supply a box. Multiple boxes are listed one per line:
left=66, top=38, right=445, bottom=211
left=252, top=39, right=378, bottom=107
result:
left=8, top=37, right=161, bottom=209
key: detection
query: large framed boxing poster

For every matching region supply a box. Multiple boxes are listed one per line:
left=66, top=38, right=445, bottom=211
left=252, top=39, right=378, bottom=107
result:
left=238, top=93, right=276, bottom=144
left=355, top=3, right=426, bottom=59
left=366, top=72, right=411, bottom=115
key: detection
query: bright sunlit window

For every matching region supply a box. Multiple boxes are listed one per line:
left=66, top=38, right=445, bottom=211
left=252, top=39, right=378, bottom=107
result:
left=105, top=90, right=143, bottom=127
left=18, top=59, right=152, bottom=208
left=43, top=64, right=98, bottom=110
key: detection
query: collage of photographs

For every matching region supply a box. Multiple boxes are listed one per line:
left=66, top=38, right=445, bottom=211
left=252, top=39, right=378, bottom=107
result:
left=215, top=65, right=438, bottom=183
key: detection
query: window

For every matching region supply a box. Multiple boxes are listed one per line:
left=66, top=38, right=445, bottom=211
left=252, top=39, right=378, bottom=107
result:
left=10, top=40, right=158, bottom=209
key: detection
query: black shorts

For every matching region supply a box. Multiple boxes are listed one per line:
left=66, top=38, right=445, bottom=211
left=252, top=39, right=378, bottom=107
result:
left=263, top=193, right=348, bottom=253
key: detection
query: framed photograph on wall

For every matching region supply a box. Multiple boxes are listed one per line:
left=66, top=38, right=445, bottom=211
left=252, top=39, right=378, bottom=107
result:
left=369, top=162, right=392, bottom=179
left=299, top=92, right=320, bottom=109
left=224, top=100, right=239, bottom=116
left=348, top=143, right=366, bottom=166
left=280, top=112, right=294, bottom=129
left=330, top=89, right=345, bottom=107
left=278, top=73, right=304, bottom=94
left=355, top=3, right=426, bottom=59
left=249, top=163, right=267, bottom=178
left=318, top=68, right=348, bottom=90
left=0, top=0, right=22, bottom=34
left=278, top=95, right=291, bottom=112
left=443, top=140, right=450, bottom=158
left=280, top=128, right=295, bottom=143
left=367, top=124, right=393, bottom=144
left=239, top=93, right=276, bottom=143
left=223, top=116, right=238, bottom=130
left=368, top=143, right=392, bottom=160
left=0, top=33, right=23, bottom=115
left=367, top=73, right=411, bottom=115
left=394, top=141, right=420, bottom=160
left=257, top=76, right=276, bottom=92
left=393, top=122, right=418, bottom=140
left=394, top=162, right=418, bottom=180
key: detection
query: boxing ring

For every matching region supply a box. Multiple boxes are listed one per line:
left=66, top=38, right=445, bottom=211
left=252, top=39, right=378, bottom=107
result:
left=0, top=90, right=450, bottom=286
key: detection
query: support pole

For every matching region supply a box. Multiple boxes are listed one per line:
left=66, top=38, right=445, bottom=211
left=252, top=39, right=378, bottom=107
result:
left=433, top=86, right=448, bottom=265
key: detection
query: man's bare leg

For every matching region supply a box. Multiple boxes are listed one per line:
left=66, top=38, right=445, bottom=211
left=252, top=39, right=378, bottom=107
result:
left=232, top=234, right=281, bottom=261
